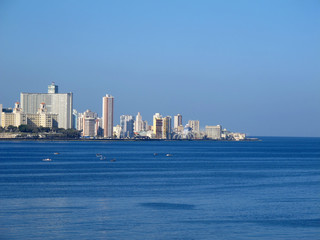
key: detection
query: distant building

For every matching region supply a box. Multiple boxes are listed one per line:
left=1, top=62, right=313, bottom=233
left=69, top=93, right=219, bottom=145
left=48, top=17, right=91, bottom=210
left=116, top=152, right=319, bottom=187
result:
left=72, top=109, right=78, bottom=130
left=102, top=94, right=114, bottom=138
left=81, top=110, right=98, bottom=137
left=162, top=116, right=172, bottom=139
left=155, top=118, right=163, bottom=139
left=153, top=113, right=162, bottom=135
left=188, top=120, right=200, bottom=133
left=113, top=124, right=121, bottom=139
left=20, top=83, right=73, bottom=129
left=174, top=114, right=182, bottom=131
left=143, top=120, right=149, bottom=131
left=48, top=82, right=58, bottom=94
left=134, top=112, right=143, bottom=132
left=1, top=102, right=58, bottom=128
left=205, top=125, right=222, bottom=139
left=120, top=115, right=134, bottom=138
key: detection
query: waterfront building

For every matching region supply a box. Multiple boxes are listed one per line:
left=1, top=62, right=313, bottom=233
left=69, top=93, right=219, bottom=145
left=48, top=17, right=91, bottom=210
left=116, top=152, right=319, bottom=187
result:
left=188, top=120, right=200, bottom=133
left=120, top=115, right=134, bottom=138
left=134, top=112, right=143, bottom=132
left=174, top=114, right=182, bottom=131
left=113, top=124, right=121, bottom=139
left=153, top=113, right=162, bottom=135
left=81, top=110, right=98, bottom=137
left=102, top=94, right=114, bottom=138
left=205, top=125, right=222, bottom=139
left=162, top=116, right=172, bottom=139
left=72, top=109, right=78, bottom=130
left=20, top=83, right=73, bottom=129
left=1, top=102, right=58, bottom=128
left=155, top=118, right=163, bottom=139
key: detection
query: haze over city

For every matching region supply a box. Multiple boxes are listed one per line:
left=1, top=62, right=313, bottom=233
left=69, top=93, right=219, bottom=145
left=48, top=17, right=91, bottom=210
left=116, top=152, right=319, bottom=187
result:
left=1, top=0, right=319, bottom=137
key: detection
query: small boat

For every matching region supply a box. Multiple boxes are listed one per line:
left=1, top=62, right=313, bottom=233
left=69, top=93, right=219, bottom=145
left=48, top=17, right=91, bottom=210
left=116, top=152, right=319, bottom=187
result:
left=166, top=154, right=172, bottom=157
left=154, top=153, right=158, bottom=156
left=110, top=159, right=116, bottom=162
left=54, top=152, right=60, bottom=155
left=42, top=158, right=52, bottom=162
left=96, top=153, right=102, bottom=157
left=100, top=156, right=106, bottom=160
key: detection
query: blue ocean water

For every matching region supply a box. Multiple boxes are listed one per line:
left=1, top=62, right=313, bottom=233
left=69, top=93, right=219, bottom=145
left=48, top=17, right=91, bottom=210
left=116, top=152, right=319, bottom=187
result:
left=0, top=137, right=319, bottom=240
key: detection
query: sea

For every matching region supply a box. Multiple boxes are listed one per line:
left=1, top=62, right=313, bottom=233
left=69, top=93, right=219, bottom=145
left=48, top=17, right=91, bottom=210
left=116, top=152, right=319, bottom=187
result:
left=0, top=137, right=319, bottom=240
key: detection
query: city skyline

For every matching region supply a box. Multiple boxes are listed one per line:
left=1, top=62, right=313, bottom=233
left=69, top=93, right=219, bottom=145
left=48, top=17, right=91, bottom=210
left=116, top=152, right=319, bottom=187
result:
left=0, top=0, right=319, bottom=137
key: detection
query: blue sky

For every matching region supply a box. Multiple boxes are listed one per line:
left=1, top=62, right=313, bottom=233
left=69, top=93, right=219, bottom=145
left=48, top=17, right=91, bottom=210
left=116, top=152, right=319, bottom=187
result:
left=0, top=0, right=319, bottom=136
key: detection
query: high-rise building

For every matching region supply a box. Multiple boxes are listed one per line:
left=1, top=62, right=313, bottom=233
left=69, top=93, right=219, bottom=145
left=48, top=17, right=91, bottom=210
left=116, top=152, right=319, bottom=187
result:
left=143, top=120, right=148, bottom=131
left=72, top=109, right=78, bottom=130
left=20, top=83, right=73, bottom=129
left=120, top=115, right=134, bottom=138
left=82, top=110, right=98, bottom=137
left=188, top=120, right=200, bottom=133
left=155, top=118, right=163, bottom=139
left=134, top=112, right=143, bottom=132
left=162, top=116, right=172, bottom=139
left=205, top=125, right=222, bottom=139
left=174, top=114, right=182, bottom=130
left=102, top=94, right=114, bottom=138
left=153, top=113, right=162, bottom=135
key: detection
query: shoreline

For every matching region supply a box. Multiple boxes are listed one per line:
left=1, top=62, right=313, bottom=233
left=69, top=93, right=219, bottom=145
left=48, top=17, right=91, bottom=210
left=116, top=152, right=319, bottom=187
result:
left=0, top=137, right=260, bottom=142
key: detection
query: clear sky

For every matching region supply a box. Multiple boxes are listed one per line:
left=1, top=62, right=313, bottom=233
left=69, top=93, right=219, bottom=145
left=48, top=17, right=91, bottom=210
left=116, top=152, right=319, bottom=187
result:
left=0, top=0, right=319, bottom=137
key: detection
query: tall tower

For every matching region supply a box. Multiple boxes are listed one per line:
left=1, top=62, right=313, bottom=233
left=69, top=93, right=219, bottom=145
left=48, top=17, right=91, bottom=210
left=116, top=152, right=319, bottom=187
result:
left=153, top=113, right=162, bottom=134
left=102, top=94, right=114, bottom=138
left=134, top=112, right=143, bottom=132
left=174, top=114, right=182, bottom=130
left=162, top=116, right=172, bottom=139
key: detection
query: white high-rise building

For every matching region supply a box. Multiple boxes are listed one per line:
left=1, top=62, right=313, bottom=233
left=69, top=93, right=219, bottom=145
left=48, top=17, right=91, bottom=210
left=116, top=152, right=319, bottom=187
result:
left=20, top=83, right=73, bottom=129
left=174, top=114, right=182, bottom=130
left=102, top=94, right=114, bottom=138
left=134, top=112, right=143, bottom=132
left=120, top=115, right=134, bottom=138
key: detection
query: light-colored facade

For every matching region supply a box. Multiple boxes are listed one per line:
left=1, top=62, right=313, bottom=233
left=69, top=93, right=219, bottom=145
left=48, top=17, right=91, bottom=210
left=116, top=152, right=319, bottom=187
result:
left=20, top=83, right=73, bottom=129
left=188, top=120, right=200, bottom=133
left=102, top=94, right=114, bottom=138
left=205, top=125, right=222, bottom=139
left=83, top=118, right=96, bottom=137
left=81, top=110, right=98, bottom=137
left=162, top=116, right=172, bottom=139
left=72, top=109, right=78, bottom=130
left=48, top=82, right=58, bottom=94
left=1, top=102, right=58, bottom=128
left=174, top=114, right=182, bottom=130
left=113, top=125, right=121, bottom=139
left=153, top=113, right=162, bottom=135
left=134, top=112, right=143, bottom=132
left=120, top=115, right=134, bottom=138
